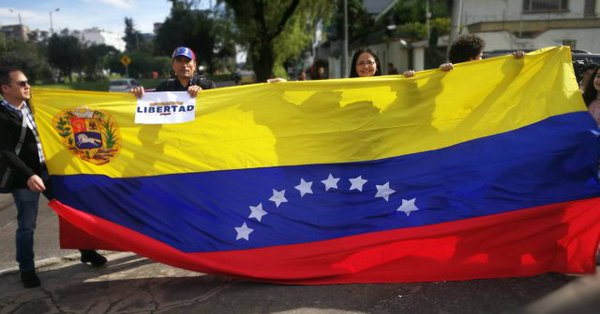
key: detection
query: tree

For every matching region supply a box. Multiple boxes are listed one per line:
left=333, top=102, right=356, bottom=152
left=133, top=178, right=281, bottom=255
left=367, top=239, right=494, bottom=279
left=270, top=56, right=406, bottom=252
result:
left=154, top=1, right=220, bottom=74
left=81, top=44, right=118, bottom=80
left=0, top=33, right=52, bottom=83
left=221, top=0, right=334, bottom=82
left=379, top=0, right=451, bottom=69
left=329, top=0, right=375, bottom=44
left=123, top=17, right=145, bottom=52
left=47, top=33, right=84, bottom=82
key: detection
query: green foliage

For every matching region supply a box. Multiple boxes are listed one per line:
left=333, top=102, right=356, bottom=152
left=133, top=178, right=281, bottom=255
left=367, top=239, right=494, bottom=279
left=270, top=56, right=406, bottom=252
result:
left=328, top=0, right=375, bottom=43
left=82, top=44, right=119, bottom=81
left=273, top=0, right=335, bottom=76
left=154, top=2, right=220, bottom=73
left=123, top=17, right=147, bottom=52
left=221, top=0, right=334, bottom=81
left=0, top=33, right=52, bottom=83
left=431, top=17, right=451, bottom=35
left=47, top=33, right=84, bottom=82
left=105, top=52, right=170, bottom=79
left=397, top=22, right=428, bottom=41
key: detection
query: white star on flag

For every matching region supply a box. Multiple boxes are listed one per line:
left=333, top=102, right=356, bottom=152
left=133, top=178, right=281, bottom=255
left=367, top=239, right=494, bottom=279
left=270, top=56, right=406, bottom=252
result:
left=295, top=178, right=313, bottom=197
left=321, top=173, right=340, bottom=191
left=375, top=182, right=395, bottom=201
left=248, top=203, right=267, bottom=222
left=397, top=198, right=419, bottom=216
left=269, top=189, right=287, bottom=207
left=235, top=222, right=254, bottom=240
left=349, top=175, right=368, bottom=191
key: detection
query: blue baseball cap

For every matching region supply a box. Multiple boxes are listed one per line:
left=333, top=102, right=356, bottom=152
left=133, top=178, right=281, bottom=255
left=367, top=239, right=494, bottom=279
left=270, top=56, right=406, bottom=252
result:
left=172, top=47, right=196, bottom=60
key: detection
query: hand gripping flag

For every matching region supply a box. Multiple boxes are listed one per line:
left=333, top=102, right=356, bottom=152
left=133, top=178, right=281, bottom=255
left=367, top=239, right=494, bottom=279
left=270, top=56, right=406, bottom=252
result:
left=34, top=46, right=600, bottom=284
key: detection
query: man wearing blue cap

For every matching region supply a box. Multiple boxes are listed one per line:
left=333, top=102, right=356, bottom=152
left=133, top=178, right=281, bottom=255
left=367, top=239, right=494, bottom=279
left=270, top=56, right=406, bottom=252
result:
left=132, top=46, right=216, bottom=97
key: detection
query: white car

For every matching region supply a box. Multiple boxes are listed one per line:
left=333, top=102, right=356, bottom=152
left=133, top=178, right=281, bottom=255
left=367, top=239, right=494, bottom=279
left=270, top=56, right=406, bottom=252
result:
left=108, top=78, right=141, bottom=92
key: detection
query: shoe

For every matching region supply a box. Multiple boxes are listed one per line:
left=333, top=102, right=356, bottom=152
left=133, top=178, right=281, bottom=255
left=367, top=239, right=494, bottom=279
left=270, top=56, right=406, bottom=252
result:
left=80, top=250, right=107, bottom=267
left=20, top=270, right=41, bottom=288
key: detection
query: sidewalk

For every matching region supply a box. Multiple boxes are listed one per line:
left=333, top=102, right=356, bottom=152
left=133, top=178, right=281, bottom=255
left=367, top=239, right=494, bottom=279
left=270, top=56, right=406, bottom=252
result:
left=1, top=194, right=599, bottom=313
left=0, top=252, right=599, bottom=313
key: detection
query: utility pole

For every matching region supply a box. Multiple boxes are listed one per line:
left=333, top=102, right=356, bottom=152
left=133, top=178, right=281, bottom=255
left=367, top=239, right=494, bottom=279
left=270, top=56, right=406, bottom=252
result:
left=448, top=0, right=463, bottom=55
left=342, top=0, right=348, bottom=78
left=49, top=8, right=60, bottom=35
left=8, top=9, right=22, bottom=25
left=425, top=0, right=431, bottom=43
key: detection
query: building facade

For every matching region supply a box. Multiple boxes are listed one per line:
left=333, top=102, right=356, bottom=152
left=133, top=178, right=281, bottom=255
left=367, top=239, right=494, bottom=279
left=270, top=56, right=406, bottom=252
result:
left=0, top=24, right=29, bottom=41
left=461, top=0, right=600, bottom=52
left=79, top=28, right=126, bottom=52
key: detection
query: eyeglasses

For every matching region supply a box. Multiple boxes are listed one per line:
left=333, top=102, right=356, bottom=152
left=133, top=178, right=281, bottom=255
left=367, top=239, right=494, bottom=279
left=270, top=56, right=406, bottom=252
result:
left=14, top=80, right=29, bottom=87
left=357, top=60, right=376, bottom=66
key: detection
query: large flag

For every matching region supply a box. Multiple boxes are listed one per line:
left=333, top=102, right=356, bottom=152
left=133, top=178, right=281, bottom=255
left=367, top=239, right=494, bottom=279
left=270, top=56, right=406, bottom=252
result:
left=34, top=46, right=600, bottom=284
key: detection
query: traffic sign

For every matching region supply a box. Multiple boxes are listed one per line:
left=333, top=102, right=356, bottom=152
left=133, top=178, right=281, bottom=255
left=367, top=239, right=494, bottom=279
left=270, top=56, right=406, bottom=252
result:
left=120, top=55, right=132, bottom=66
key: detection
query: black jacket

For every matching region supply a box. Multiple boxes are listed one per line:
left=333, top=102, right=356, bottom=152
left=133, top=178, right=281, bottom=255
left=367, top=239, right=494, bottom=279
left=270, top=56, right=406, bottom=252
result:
left=0, top=104, right=44, bottom=189
left=156, top=75, right=216, bottom=92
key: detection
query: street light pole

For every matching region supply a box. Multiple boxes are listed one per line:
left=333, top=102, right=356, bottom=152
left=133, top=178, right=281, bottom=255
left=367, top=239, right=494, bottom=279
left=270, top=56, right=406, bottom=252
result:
left=342, top=0, right=348, bottom=78
left=49, top=8, right=60, bottom=35
left=448, top=0, right=463, bottom=55
left=8, top=9, right=22, bottom=25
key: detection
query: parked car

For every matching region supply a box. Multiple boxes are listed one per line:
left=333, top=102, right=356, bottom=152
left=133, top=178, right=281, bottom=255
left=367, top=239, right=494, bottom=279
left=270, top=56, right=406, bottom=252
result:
left=108, top=78, right=141, bottom=92
left=571, top=50, right=600, bottom=82
left=232, top=69, right=256, bottom=85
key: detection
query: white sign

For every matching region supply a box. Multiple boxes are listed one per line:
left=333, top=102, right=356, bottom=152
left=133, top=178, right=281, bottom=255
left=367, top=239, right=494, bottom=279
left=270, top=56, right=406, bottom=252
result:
left=135, top=91, right=196, bottom=124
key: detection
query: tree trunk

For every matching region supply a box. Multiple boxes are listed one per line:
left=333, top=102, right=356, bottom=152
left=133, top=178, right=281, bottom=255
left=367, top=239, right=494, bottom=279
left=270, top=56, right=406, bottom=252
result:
left=253, top=43, right=274, bottom=83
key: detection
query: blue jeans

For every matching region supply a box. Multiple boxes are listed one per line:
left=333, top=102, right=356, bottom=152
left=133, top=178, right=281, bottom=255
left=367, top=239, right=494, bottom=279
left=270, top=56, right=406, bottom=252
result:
left=12, top=188, right=41, bottom=272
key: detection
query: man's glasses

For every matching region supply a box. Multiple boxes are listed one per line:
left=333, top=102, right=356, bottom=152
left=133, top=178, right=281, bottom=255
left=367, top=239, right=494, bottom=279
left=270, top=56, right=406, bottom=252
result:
left=14, top=80, right=29, bottom=87
left=357, top=60, right=376, bottom=66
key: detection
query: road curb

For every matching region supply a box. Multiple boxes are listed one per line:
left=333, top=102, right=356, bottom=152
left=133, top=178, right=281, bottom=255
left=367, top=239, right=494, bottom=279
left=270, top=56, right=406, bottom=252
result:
left=0, top=250, right=122, bottom=277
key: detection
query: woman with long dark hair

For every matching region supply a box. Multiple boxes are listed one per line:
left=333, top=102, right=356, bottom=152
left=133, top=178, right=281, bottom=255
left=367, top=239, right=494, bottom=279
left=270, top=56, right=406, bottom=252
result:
left=583, top=65, right=600, bottom=124
left=349, top=48, right=383, bottom=78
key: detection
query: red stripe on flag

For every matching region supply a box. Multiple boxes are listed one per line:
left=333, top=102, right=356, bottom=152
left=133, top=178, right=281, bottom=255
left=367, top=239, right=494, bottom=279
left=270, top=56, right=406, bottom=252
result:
left=51, top=198, right=600, bottom=284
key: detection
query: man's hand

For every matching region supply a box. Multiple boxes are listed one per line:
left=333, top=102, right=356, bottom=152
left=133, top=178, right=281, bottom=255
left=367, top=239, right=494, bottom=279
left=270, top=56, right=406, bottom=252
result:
left=439, top=63, right=454, bottom=72
left=512, top=51, right=525, bottom=59
left=267, top=78, right=287, bottom=83
left=26, top=175, right=46, bottom=193
left=402, top=70, right=415, bottom=78
left=131, top=86, right=145, bottom=98
left=187, top=85, right=203, bottom=97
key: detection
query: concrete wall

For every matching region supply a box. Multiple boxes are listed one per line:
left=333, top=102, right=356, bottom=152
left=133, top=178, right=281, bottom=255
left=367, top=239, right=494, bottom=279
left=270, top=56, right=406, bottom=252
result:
left=462, top=0, right=591, bottom=24
left=475, top=28, right=600, bottom=52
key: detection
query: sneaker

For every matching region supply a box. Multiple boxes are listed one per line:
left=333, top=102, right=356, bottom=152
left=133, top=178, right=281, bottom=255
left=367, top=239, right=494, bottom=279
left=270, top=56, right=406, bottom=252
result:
left=80, top=250, right=107, bottom=267
left=20, top=270, right=41, bottom=288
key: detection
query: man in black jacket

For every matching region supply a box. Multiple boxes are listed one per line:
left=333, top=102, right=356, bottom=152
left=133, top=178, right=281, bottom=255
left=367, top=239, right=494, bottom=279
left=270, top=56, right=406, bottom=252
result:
left=0, top=66, right=107, bottom=288
left=131, top=46, right=216, bottom=97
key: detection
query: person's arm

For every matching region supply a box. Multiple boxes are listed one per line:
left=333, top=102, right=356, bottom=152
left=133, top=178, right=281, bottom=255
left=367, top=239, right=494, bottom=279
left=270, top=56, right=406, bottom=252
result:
left=0, top=119, right=43, bottom=191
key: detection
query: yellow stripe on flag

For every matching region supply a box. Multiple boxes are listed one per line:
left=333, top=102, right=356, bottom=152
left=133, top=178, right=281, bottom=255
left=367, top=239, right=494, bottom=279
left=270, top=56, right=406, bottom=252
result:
left=34, top=46, right=584, bottom=178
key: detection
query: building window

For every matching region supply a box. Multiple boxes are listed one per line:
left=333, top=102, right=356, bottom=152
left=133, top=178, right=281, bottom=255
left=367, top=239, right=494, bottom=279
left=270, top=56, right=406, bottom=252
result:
left=523, top=0, right=569, bottom=12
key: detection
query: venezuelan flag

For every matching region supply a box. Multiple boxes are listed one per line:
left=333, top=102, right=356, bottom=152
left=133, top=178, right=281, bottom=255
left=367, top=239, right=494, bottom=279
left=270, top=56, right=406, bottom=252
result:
left=34, top=46, right=600, bottom=284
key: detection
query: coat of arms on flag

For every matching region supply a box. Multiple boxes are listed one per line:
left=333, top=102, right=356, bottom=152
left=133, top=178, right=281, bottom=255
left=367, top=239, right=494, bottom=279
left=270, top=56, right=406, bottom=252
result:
left=53, top=107, right=120, bottom=165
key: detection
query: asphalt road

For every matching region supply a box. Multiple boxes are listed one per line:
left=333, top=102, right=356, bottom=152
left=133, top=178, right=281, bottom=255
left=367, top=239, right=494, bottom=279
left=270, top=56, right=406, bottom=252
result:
left=0, top=193, right=598, bottom=313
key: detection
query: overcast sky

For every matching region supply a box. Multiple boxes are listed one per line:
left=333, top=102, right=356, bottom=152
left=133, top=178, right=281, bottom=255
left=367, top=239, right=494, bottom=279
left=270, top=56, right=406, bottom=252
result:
left=0, top=0, right=211, bottom=36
